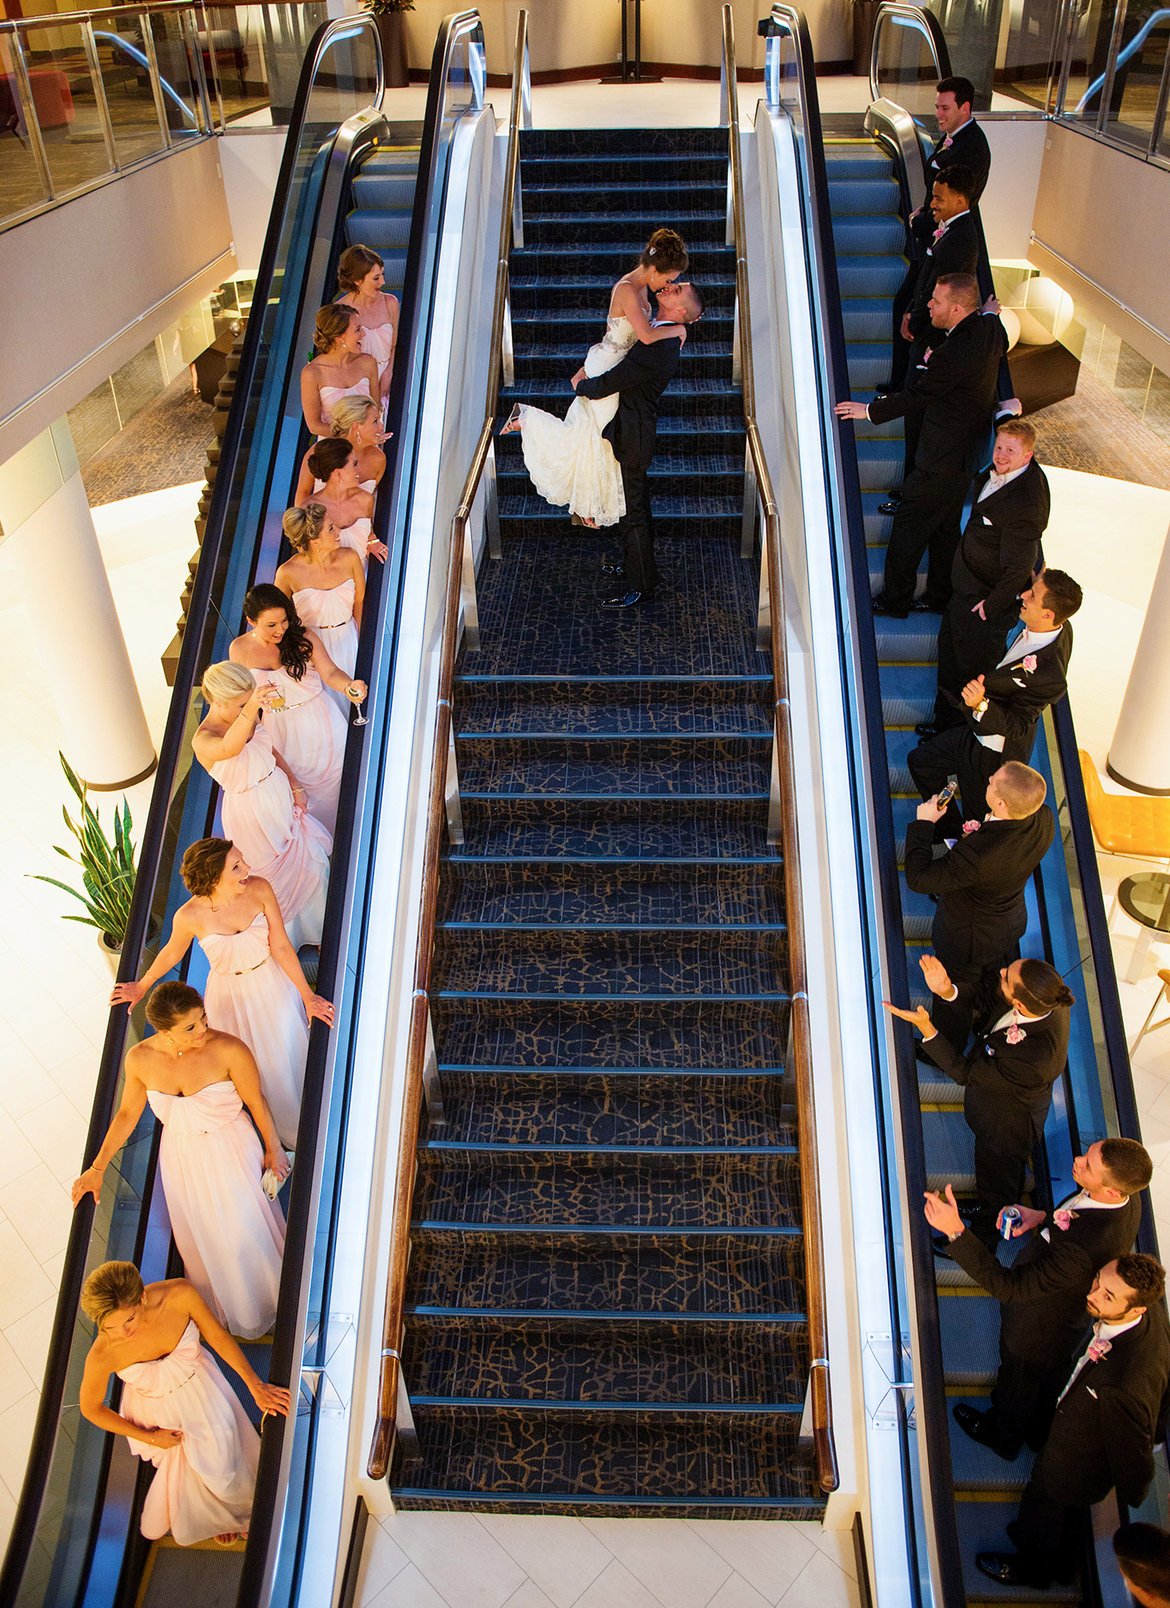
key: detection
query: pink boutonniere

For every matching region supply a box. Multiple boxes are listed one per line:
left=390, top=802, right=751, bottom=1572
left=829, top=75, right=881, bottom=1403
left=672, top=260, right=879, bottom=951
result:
left=923, top=346, right=934, bottom=362
left=1087, top=1337, right=1112, bottom=1363
left=1021, top=654, right=1037, bottom=672
left=1004, top=1021, right=1027, bottom=1044
left=1053, top=1208, right=1077, bottom=1231
left=962, top=820, right=981, bottom=835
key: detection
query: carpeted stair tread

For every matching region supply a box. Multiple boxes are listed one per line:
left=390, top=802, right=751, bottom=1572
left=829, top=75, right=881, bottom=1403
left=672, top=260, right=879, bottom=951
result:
left=432, top=928, right=789, bottom=1000
left=392, top=1406, right=822, bottom=1512
left=432, top=1072, right=795, bottom=1148
left=413, top=1150, right=804, bottom=1229
left=407, top=1229, right=804, bottom=1316
left=455, top=733, right=771, bottom=798
left=939, top=1294, right=1001, bottom=1386
left=431, top=998, right=790, bottom=1073
left=954, top=1500, right=1080, bottom=1603
left=438, top=861, right=785, bottom=928
left=453, top=676, right=771, bottom=736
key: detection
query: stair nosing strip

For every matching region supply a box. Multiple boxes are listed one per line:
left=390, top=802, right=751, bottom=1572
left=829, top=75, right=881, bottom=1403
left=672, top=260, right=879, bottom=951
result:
left=412, top=1220, right=803, bottom=1236
left=390, top=1490, right=822, bottom=1509
left=406, top=1395, right=804, bottom=1411
left=405, top=1307, right=806, bottom=1323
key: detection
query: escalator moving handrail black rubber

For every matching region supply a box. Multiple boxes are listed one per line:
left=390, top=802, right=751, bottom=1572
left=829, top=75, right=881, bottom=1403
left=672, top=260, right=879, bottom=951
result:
left=759, top=7, right=966, bottom=1602
left=0, top=15, right=383, bottom=1602
left=235, top=13, right=488, bottom=1605
left=868, top=1, right=953, bottom=108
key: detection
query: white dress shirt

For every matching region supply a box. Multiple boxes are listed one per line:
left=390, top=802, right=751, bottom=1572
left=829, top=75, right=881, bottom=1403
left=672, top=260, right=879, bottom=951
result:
left=977, top=462, right=1030, bottom=502
left=973, top=624, right=1064, bottom=752
left=1057, top=1312, right=1143, bottom=1403
left=1040, top=1185, right=1129, bottom=1243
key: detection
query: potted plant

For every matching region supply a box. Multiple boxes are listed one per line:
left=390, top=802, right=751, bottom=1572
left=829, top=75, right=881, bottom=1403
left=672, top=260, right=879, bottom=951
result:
left=360, top=0, right=413, bottom=90
left=29, top=753, right=139, bottom=976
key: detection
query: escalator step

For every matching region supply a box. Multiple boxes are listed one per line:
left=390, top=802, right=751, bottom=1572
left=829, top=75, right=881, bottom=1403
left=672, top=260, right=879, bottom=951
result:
left=939, top=1293, right=1001, bottom=1387
left=954, top=1499, right=1080, bottom=1603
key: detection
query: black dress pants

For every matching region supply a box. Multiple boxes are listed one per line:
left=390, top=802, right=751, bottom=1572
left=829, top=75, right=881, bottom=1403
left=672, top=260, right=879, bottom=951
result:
left=908, top=724, right=1000, bottom=825
left=881, top=465, right=969, bottom=613
left=1006, top=1464, right=1085, bottom=1587
left=618, top=462, right=656, bottom=596
left=989, top=1348, right=1067, bottom=1456
left=966, top=1092, right=1037, bottom=1249
left=932, top=600, right=1016, bottom=728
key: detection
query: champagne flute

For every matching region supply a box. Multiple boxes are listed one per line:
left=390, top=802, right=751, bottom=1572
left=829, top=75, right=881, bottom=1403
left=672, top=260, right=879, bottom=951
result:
left=266, top=679, right=286, bottom=712
left=347, top=682, right=368, bottom=727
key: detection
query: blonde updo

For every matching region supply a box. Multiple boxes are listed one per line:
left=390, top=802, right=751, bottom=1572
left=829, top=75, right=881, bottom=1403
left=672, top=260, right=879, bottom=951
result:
left=336, top=243, right=383, bottom=295
left=201, top=660, right=255, bottom=705
left=282, top=502, right=327, bottom=556
left=81, top=1260, right=144, bottom=1327
left=313, top=301, right=359, bottom=356
left=639, top=228, right=688, bottom=273
left=330, top=394, right=380, bottom=437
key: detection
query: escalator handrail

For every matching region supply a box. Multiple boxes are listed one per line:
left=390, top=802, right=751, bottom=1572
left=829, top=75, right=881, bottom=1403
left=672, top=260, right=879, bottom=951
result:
left=759, top=4, right=965, bottom=1597
left=365, top=5, right=529, bottom=1487
left=0, top=15, right=383, bottom=1600
left=720, top=1, right=837, bottom=1495
left=868, top=1, right=953, bottom=107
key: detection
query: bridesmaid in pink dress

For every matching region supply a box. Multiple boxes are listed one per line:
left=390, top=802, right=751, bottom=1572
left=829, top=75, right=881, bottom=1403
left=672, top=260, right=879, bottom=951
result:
left=78, top=1262, right=289, bottom=1546
left=275, top=504, right=363, bottom=711
left=110, top=841, right=333, bottom=1149
left=193, top=661, right=332, bottom=949
left=299, top=302, right=379, bottom=436
left=74, top=982, right=287, bottom=1337
left=302, top=438, right=383, bottom=570
left=294, top=393, right=387, bottom=509
left=335, top=243, right=399, bottom=404
left=228, top=584, right=366, bottom=835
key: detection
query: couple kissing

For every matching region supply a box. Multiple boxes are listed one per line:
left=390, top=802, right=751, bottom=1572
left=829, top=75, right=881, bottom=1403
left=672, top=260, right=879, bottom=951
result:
left=500, top=227, right=704, bottom=608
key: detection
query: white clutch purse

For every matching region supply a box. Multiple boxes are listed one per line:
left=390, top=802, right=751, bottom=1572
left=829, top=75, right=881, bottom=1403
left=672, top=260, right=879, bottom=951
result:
left=261, top=1154, right=293, bottom=1200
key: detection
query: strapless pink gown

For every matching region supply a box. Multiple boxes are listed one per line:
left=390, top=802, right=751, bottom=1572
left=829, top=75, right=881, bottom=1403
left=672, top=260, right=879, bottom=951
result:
left=317, top=378, right=373, bottom=433
left=338, top=516, right=373, bottom=574
left=199, top=914, right=308, bottom=1149
left=256, top=664, right=346, bottom=835
left=206, top=722, right=331, bottom=950
left=119, top=1319, right=259, bottom=1544
left=293, top=579, right=358, bottom=712
left=147, top=1081, right=285, bottom=1337
left=359, top=319, right=394, bottom=381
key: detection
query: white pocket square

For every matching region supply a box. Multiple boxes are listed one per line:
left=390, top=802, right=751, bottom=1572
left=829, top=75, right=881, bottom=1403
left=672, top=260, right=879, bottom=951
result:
left=1087, top=1388, right=1098, bottom=1399
left=982, top=516, right=993, bottom=524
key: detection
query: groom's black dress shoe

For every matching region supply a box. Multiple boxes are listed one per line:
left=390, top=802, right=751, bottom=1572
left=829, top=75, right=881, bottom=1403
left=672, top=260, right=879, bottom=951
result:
left=878, top=498, right=901, bottom=515
left=602, top=589, right=645, bottom=609
left=872, top=594, right=909, bottom=619
left=975, top=1553, right=1049, bottom=1589
left=952, top=1403, right=1020, bottom=1460
left=915, top=721, right=940, bottom=739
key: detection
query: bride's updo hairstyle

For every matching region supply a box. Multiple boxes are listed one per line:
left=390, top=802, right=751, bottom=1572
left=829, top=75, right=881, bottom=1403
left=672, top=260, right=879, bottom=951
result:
left=337, top=243, right=383, bottom=295
left=307, top=437, right=351, bottom=483
left=638, top=228, right=688, bottom=274
left=331, top=394, right=380, bottom=438
left=145, top=979, right=205, bottom=1032
left=282, top=502, right=328, bottom=556
left=313, top=301, right=359, bottom=357
left=201, top=660, right=255, bottom=705
left=180, top=838, right=233, bottom=900
left=242, top=584, right=314, bottom=680
left=82, top=1261, right=144, bottom=1328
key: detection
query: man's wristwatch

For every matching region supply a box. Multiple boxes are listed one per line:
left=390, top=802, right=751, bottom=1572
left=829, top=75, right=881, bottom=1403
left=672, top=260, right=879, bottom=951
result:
left=974, top=697, right=989, bottom=717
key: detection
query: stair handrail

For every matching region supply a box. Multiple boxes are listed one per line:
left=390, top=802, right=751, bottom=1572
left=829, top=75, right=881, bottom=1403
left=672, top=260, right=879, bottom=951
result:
left=366, top=6, right=530, bottom=1486
left=721, top=0, right=837, bottom=1496
left=867, top=1, right=953, bottom=107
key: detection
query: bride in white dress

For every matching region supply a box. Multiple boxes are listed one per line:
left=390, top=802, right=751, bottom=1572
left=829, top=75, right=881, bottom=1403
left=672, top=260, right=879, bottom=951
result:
left=501, top=228, right=690, bottom=528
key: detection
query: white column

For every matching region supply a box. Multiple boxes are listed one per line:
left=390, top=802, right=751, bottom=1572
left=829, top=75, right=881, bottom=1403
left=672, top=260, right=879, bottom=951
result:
left=0, top=419, right=156, bottom=791
left=1108, top=521, right=1170, bottom=795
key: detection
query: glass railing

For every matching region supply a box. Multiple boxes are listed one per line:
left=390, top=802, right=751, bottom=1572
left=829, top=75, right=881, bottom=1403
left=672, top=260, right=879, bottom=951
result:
left=0, top=16, right=384, bottom=1607
left=868, top=1, right=949, bottom=118
left=0, top=0, right=330, bottom=233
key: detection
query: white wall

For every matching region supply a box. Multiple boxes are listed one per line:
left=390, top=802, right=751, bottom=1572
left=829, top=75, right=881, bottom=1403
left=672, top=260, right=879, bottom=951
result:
left=218, top=128, right=287, bottom=273
left=981, top=118, right=1047, bottom=260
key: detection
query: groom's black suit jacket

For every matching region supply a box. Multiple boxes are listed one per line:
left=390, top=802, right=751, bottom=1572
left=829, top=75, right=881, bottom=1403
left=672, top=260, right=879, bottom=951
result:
left=574, top=334, right=683, bottom=471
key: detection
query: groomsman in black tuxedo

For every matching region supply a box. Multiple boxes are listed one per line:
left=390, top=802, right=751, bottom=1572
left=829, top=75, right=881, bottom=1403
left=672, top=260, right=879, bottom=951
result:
left=1113, top=1522, right=1170, bottom=1607
left=909, top=569, right=1083, bottom=831
left=928, top=419, right=1051, bottom=732
left=890, top=166, right=981, bottom=406
left=836, top=275, right=1006, bottom=618
left=973, top=1253, right=1170, bottom=1591
left=572, top=280, right=703, bottom=609
left=903, top=762, right=1053, bottom=1042
left=925, top=1137, right=1151, bottom=1467
left=887, top=952, right=1073, bottom=1243
left=887, top=76, right=991, bottom=390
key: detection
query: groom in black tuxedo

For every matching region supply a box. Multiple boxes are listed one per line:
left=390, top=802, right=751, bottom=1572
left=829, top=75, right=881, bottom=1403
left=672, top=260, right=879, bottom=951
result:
left=572, top=280, right=704, bottom=607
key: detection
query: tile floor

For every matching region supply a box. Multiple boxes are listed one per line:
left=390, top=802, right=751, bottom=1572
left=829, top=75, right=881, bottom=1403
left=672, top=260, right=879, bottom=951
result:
left=352, top=1512, right=861, bottom=1608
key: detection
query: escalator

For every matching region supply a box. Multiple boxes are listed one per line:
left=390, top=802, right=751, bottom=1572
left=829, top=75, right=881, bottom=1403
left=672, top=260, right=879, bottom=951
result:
left=0, top=12, right=492, bottom=1607
left=754, top=3, right=1164, bottom=1603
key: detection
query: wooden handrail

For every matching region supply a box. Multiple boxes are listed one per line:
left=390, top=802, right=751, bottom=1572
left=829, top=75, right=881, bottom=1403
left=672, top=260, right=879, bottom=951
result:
left=367, top=7, right=529, bottom=1485
left=722, top=2, right=838, bottom=1495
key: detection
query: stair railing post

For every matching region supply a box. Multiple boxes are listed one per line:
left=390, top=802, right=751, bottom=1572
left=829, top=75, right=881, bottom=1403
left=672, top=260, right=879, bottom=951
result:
left=741, top=441, right=758, bottom=560
left=767, top=709, right=783, bottom=846
left=394, top=1353, right=420, bottom=1464
left=501, top=275, right=516, bottom=387
left=457, top=516, right=480, bottom=651
left=484, top=437, right=503, bottom=559
left=419, top=999, right=446, bottom=1123
left=443, top=703, right=465, bottom=845
left=756, top=528, right=771, bottom=650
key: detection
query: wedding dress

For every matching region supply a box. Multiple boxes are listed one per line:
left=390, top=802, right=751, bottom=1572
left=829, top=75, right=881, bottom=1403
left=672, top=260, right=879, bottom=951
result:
left=119, top=1319, right=259, bottom=1544
left=516, top=315, right=635, bottom=527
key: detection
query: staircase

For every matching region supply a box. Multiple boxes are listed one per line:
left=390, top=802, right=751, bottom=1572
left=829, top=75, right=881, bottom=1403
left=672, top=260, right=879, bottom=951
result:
left=389, top=127, right=824, bottom=1518
left=823, top=120, right=1076, bottom=1603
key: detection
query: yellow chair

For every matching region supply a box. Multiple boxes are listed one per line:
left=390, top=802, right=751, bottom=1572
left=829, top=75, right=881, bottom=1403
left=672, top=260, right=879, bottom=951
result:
left=1078, top=751, right=1170, bottom=858
left=1132, top=970, right=1170, bottom=1056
